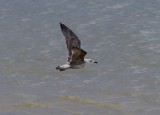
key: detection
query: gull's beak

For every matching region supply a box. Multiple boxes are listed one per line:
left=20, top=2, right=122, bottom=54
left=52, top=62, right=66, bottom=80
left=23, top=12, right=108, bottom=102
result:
left=93, top=61, right=98, bottom=63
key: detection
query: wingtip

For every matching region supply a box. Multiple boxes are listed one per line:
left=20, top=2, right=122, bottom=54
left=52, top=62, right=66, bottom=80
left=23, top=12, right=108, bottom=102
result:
left=60, top=22, right=66, bottom=29
left=60, top=22, right=66, bottom=26
left=60, top=22, right=63, bottom=26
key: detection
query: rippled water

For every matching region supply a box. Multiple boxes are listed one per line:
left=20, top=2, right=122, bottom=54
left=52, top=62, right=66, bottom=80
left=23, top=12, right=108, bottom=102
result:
left=0, top=0, right=160, bottom=115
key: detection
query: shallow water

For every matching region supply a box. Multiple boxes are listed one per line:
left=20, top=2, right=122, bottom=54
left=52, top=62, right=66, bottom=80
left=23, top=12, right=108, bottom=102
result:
left=0, top=0, right=160, bottom=115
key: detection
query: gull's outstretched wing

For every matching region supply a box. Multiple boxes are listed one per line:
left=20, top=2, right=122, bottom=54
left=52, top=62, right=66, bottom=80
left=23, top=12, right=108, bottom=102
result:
left=71, top=47, right=87, bottom=62
left=60, top=23, right=81, bottom=61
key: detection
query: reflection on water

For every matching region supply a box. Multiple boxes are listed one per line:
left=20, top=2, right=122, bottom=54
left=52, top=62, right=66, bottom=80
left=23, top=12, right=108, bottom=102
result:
left=1, top=0, right=160, bottom=115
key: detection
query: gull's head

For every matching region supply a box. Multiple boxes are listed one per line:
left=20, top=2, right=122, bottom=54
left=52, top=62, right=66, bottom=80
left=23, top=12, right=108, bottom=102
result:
left=84, top=59, right=98, bottom=64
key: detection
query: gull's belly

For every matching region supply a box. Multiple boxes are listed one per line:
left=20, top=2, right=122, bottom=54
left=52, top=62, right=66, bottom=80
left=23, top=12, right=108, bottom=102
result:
left=71, top=63, right=86, bottom=69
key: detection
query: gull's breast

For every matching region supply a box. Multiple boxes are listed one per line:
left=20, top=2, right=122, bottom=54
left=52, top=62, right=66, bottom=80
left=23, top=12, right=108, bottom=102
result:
left=70, top=62, right=86, bottom=69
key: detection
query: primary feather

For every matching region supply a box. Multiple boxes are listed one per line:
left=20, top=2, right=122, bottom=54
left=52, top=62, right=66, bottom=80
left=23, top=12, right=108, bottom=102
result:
left=60, top=23, right=81, bottom=61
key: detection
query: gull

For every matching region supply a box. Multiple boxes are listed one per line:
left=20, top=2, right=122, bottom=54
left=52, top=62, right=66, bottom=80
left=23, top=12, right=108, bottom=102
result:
left=56, top=23, right=97, bottom=71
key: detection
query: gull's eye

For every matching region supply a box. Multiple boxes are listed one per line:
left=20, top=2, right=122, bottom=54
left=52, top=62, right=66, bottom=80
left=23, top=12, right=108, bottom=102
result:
left=89, top=60, right=93, bottom=62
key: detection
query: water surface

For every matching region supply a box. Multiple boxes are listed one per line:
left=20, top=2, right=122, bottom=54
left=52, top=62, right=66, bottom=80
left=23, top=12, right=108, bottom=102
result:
left=0, top=0, right=160, bottom=115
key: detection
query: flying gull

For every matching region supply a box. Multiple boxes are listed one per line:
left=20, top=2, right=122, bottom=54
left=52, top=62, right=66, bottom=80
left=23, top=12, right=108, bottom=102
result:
left=56, top=23, right=97, bottom=71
